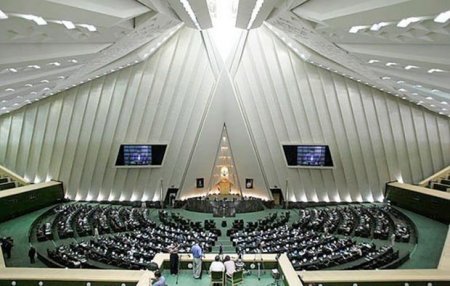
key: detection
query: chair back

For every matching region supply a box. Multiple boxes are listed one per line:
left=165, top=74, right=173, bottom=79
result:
left=233, top=269, right=243, bottom=283
left=211, top=271, right=224, bottom=281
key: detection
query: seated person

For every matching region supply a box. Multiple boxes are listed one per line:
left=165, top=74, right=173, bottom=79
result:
left=223, top=255, right=236, bottom=277
left=152, top=271, right=166, bottom=286
left=209, top=255, right=225, bottom=273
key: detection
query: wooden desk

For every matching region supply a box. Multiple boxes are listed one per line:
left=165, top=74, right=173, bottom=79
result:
left=299, top=269, right=450, bottom=284
left=439, top=227, right=450, bottom=271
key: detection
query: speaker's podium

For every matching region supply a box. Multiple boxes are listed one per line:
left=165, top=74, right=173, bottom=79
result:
left=208, top=194, right=240, bottom=217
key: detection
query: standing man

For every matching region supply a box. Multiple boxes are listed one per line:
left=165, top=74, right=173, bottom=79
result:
left=28, top=245, right=36, bottom=264
left=191, top=240, right=203, bottom=279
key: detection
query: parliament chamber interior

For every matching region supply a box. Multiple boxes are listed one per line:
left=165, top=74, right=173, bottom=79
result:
left=0, top=0, right=449, bottom=285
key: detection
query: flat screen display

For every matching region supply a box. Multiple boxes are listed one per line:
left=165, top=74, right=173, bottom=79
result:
left=283, top=145, right=333, bottom=167
left=115, top=144, right=167, bottom=166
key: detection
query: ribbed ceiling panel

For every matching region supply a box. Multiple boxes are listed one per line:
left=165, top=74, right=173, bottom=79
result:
left=233, top=26, right=450, bottom=202
left=0, top=27, right=217, bottom=201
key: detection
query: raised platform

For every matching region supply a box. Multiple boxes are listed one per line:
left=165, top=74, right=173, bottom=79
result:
left=184, top=196, right=265, bottom=216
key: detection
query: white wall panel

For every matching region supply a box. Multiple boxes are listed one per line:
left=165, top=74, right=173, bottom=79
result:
left=0, top=27, right=216, bottom=201
left=233, top=26, right=450, bottom=202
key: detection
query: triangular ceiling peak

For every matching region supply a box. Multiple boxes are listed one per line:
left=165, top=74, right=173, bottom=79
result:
left=208, top=124, right=242, bottom=196
left=179, top=66, right=270, bottom=200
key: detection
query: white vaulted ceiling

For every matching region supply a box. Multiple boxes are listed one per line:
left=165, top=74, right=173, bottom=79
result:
left=1, top=0, right=449, bottom=117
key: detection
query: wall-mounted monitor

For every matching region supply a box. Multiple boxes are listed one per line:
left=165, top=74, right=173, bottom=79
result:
left=115, top=144, right=167, bottom=167
left=283, top=144, right=333, bottom=168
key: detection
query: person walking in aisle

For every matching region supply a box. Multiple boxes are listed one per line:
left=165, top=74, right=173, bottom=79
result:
left=191, top=240, right=203, bottom=279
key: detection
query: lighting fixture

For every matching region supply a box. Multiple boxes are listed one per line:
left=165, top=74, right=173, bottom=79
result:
left=405, top=65, right=418, bottom=70
left=78, top=24, right=96, bottom=31
left=431, top=89, right=440, bottom=93
left=5, top=88, right=15, bottom=92
left=370, top=22, right=390, bottom=31
left=434, top=10, right=450, bottom=23
left=442, top=101, right=448, bottom=104
left=428, top=68, right=446, bottom=73
left=0, top=9, right=8, bottom=19
left=69, top=59, right=78, bottom=63
left=180, top=0, right=201, bottom=29
left=426, top=96, right=433, bottom=100
left=48, top=62, right=61, bottom=66
left=61, top=20, right=75, bottom=29
left=8, top=68, right=17, bottom=72
left=25, top=84, right=33, bottom=87
left=381, top=76, right=391, bottom=80
left=20, top=14, right=47, bottom=25
left=396, top=80, right=405, bottom=84
left=397, top=17, right=422, bottom=28
left=247, top=0, right=264, bottom=29
left=349, top=25, right=367, bottom=33
left=40, top=79, right=49, bottom=83
left=398, top=88, right=407, bottom=92
left=27, top=65, right=41, bottom=69
left=386, top=62, right=397, bottom=66
left=368, top=59, right=379, bottom=64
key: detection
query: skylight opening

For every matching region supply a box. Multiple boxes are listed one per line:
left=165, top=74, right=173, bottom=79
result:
left=207, top=0, right=240, bottom=60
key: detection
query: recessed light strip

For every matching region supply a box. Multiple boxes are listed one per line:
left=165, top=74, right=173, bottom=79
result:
left=247, top=0, right=265, bottom=29
left=180, top=0, right=201, bottom=30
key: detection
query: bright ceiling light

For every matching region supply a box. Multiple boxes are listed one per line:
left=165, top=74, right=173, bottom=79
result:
left=207, top=0, right=239, bottom=60
left=349, top=25, right=367, bottom=33
left=180, top=0, right=201, bottom=29
left=397, top=17, right=422, bottom=28
left=370, top=22, right=390, bottom=31
left=247, top=0, right=264, bottom=29
left=8, top=68, right=17, bottom=72
left=48, top=62, right=61, bottom=66
left=0, top=9, right=8, bottom=19
left=405, top=65, right=419, bottom=70
left=426, top=96, right=433, bottom=100
left=386, top=62, right=397, bottom=66
left=78, top=24, right=96, bottom=32
left=61, top=20, right=75, bottom=29
left=428, top=68, right=446, bottom=73
left=20, top=14, right=47, bottom=25
left=434, top=10, right=450, bottom=23
left=5, top=88, right=15, bottom=92
left=368, top=59, right=379, bottom=64
left=27, top=65, right=40, bottom=69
